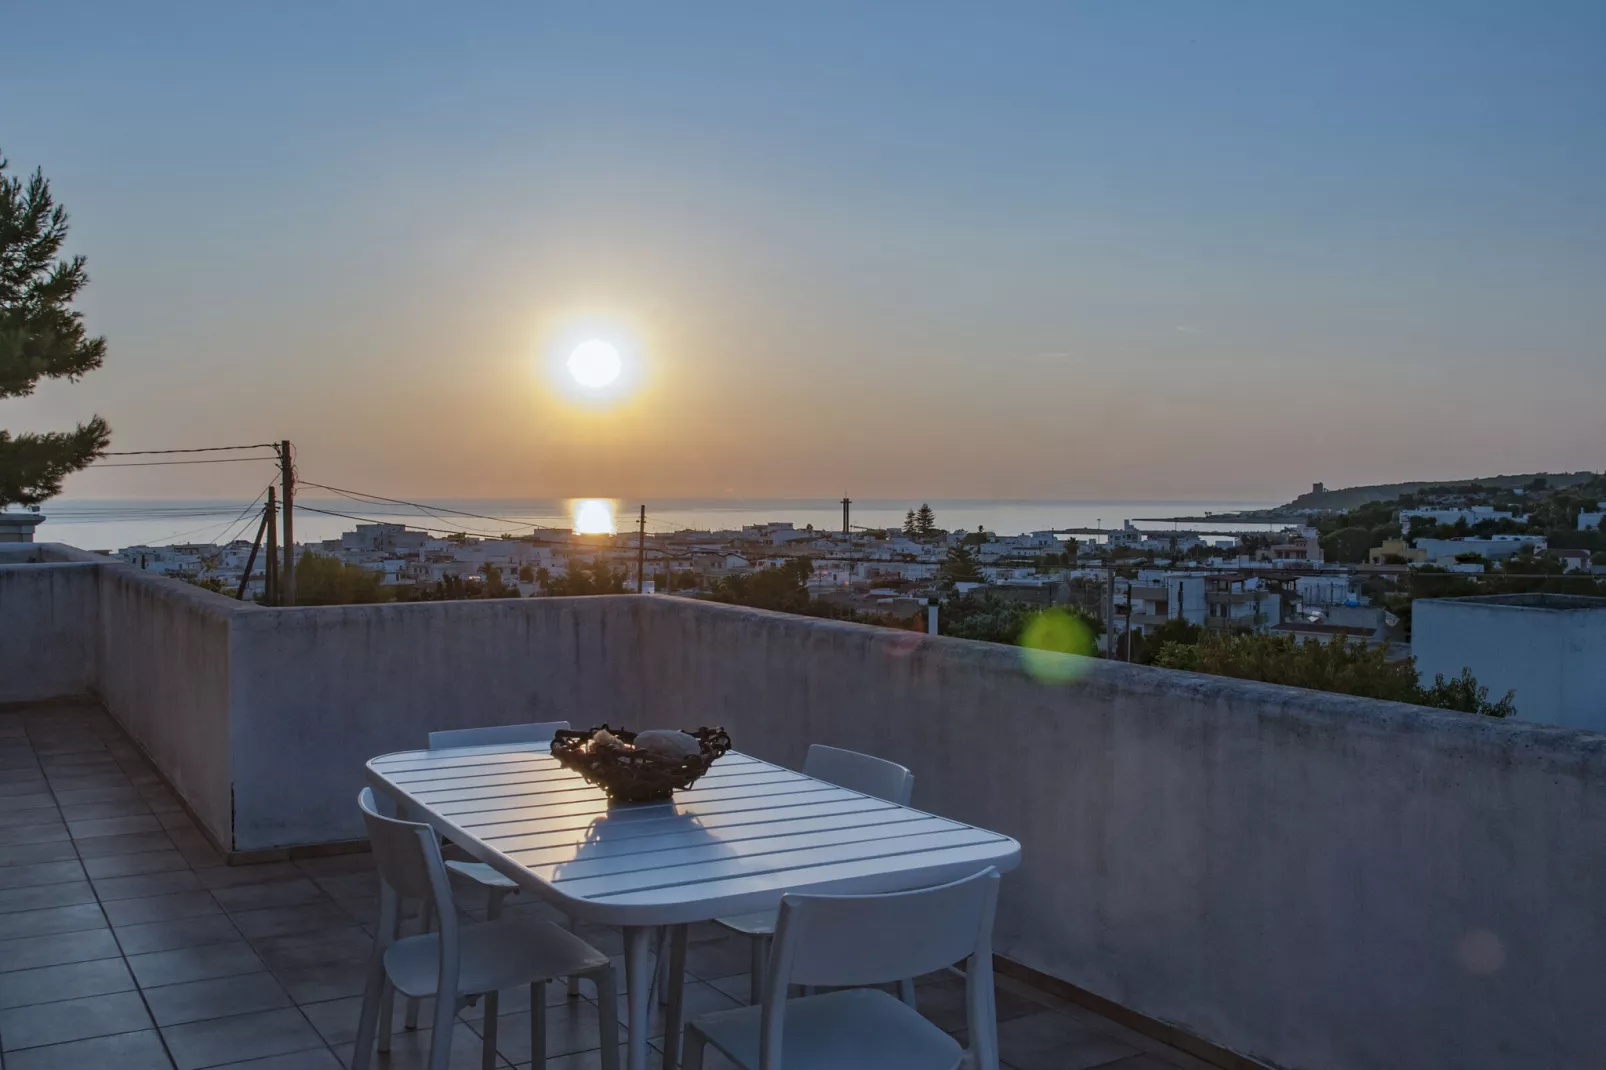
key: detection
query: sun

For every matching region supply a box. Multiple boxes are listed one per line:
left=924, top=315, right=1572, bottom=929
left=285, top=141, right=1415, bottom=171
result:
left=571, top=499, right=617, bottom=534
left=566, top=339, right=623, bottom=390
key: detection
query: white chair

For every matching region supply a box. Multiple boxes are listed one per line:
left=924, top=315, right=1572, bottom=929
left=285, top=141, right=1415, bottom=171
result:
left=352, top=788, right=619, bottom=1070
left=426, top=721, right=569, bottom=918
left=683, top=868, right=1001, bottom=1070
left=714, top=744, right=915, bottom=1004
left=408, top=721, right=580, bottom=1031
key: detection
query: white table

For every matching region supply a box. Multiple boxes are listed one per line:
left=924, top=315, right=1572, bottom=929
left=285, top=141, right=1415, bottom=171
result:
left=366, top=745, right=1021, bottom=1070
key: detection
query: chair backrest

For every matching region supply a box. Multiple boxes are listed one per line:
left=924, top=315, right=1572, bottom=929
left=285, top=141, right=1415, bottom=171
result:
left=427, top=720, right=570, bottom=750
left=803, top=744, right=914, bottom=805
left=761, top=868, right=1000, bottom=1069
left=357, top=787, right=456, bottom=929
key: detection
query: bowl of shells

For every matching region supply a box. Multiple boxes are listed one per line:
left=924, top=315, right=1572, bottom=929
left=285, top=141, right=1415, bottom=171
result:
left=549, top=725, right=732, bottom=803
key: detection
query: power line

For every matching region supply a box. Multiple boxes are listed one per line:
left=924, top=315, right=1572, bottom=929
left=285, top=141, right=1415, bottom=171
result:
left=92, top=456, right=280, bottom=468
left=296, top=479, right=571, bottom=535
left=296, top=504, right=537, bottom=539
left=101, top=444, right=280, bottom=456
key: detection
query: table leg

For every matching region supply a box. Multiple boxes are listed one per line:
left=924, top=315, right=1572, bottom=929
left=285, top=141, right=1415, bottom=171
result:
left=661, top=925, right=689, bottom=1070
left=622, top=926, right=653, bottom=1070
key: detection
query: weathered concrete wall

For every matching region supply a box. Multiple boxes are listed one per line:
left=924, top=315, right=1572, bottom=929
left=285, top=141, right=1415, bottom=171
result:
left=226, top=596, right=647, bottom=850
left=633, top=597, right=1606, bottom=1070
left=0, top=562, right=100, bottom=703
left=1415, top=594, right=1606, bottom=733
left=95, top=563, right=239, bottom=845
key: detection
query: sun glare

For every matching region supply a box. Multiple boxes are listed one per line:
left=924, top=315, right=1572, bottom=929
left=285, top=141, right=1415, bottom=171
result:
left=572, top=499, right=617, bottom=534
left=566, top=339, right=623, bottom=390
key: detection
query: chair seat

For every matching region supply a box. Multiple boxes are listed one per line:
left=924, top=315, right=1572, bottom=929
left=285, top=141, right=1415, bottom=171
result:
left=713, top=911, right=776, bottom=938
left=691, top=988, right=963, bottom=1070
left=445, top=859, right=519, bottom=891
left=384, top=917, right=607, bottom=998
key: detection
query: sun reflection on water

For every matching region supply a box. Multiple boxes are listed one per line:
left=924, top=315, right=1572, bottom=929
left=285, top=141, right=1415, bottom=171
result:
left=571, top=499, right=617, bottom=535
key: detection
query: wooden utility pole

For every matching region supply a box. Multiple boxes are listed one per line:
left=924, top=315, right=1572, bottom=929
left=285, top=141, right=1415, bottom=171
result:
left=237, top=504, right=270, bottom=600
left=265, top=485, right=278, bottom=605
left=279, top=440, right=295, bottom=605
left=637, top=505, right=647, bottom=593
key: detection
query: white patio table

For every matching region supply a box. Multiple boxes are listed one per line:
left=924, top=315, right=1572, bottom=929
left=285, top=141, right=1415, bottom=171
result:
left=366, top=744, right=1021, bottom=1070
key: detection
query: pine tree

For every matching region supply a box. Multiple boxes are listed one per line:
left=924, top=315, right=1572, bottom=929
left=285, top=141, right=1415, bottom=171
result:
left=915, top=502, right=937, bottom=540
left=903, top=510, right=918, bottom=538
left=1, top=151, right=110, bottom=507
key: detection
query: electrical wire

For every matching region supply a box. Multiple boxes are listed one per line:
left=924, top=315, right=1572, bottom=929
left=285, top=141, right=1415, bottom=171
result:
left=296, top=480, right=564, bottom=530
left=102, top=444, right=280, bottom=456
left=92, top=456, right=280, bottom=468
left=296, top=504, right=542, bottom=539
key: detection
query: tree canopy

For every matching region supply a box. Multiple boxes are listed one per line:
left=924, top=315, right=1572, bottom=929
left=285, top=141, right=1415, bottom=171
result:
left=0, top=151, right=110, bottom=506
left=1151, top=631, right=1513, bottom=717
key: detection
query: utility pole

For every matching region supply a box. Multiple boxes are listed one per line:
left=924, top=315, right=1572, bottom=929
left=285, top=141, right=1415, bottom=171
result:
left=637, top=505, right=646, bottom=593
left=279, top=440, right=295, bottom=606
left=841, top=496, right=851, bottom=536
left=265, top=485, right=278, bottom=605
left=237, top=503, right=270, bottom=601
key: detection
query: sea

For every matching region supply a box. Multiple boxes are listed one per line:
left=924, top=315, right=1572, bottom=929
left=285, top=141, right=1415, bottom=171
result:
left=32, top=497, right=1285, bottom=552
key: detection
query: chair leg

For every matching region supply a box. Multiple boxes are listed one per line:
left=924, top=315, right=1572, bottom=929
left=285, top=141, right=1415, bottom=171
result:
left=377, top=980, right=394, bottom=1052
left=406, top=900, right=434, bottom=1030
left=592, top=964, right=620, bottom=1070
left=748, top=934, right=765, bottom=1006
left=429, top=969, right=458, bottom=1070
left=487, top=887, right=507, bottom=921
left=898, top=977, right=918, bottom=1009
left=683, top=1026, right=707, bottom=1070
left=351, top=949, right=389, bottom=1070
left=566, top=915, right=583, bottom=998
left=530, top=984, right=549, bottom=1070
left=481, top=990, right=499, bottom=1070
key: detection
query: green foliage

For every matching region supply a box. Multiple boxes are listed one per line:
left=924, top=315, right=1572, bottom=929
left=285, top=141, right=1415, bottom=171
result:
left=939, top=593, right=1102, bottom=647
left=1152, top=631, right=1513, bottom=717
left=517, top=563, right=535, bottom=583
left=294, top=551, right=392, bottom=605
left=544, top=564, right=630, bottom=596
left=1420, top=667, right=1516, bottom=717
left=914, top=503, right=937, bottom=539
left=1319, top=525, right=1377, bottom=564
left=938, top=543, right=982, bottom=588
left=706, top=559, right=814, bottom=613
left=1126, top=619, right=1201, bottom=664
left=0, top=151, right=110, bottom=506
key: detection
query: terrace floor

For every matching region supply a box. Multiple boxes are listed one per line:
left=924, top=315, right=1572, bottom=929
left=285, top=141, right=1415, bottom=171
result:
left=0, top=702, right=1213, bottom=1070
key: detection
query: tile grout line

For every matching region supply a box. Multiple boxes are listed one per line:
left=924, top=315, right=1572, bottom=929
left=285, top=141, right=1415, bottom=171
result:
left=40, top=714, right=184, bottom=1070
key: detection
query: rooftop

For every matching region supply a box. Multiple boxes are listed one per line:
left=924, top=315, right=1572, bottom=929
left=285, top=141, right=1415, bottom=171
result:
left=0, top=703, right=1207, bottom=1070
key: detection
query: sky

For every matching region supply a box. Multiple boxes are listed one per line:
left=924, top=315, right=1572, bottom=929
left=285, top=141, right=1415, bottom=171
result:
left=2, top=1, right=1603, bottom=503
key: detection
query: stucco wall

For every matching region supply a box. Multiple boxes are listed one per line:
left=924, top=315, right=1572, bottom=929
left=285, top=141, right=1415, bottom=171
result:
left=1415, top=595, right=1606, bottom=732
left=634, top=597, right=1606, bottom=1070
left=0, top=562, right=100, bottom=703
left=93, top=563, right=240, bottom=844
left=225, top=596, right=647, bottom=849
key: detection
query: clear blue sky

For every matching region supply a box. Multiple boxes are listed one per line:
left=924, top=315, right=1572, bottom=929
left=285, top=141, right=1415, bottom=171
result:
left=3, top=2, right=1602, bottom=501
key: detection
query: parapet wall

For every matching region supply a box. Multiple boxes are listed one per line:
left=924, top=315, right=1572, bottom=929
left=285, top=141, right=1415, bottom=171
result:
left=7, top=552, right=1605, bottom=1070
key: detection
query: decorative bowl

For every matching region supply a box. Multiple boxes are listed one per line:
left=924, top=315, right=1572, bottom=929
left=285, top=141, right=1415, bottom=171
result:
left=549, top=725, right=731, bottom=803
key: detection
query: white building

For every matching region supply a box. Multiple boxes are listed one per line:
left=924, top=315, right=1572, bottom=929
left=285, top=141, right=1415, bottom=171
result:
left=1413, top=594, right=1606, bottom=732
left=1401, top=507, right=1523, bottom=528
left=1579, top=511, right=1605, bottom=532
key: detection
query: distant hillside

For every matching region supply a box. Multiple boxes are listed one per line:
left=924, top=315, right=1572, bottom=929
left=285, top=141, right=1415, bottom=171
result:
left=1284, top=472, right=1598, bottom=513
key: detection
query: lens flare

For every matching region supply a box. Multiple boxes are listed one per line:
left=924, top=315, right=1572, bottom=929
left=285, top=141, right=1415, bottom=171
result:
left=1019, top=608, right=1097, bottom=684
left=571, top=499, right=617, bottom=534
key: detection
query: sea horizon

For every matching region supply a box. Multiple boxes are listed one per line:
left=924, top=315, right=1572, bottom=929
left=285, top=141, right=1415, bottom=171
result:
left=33, top=496, right=1286, bottom=552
